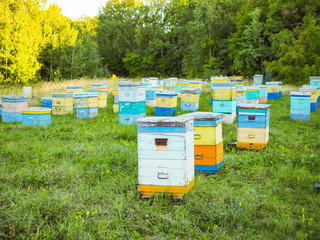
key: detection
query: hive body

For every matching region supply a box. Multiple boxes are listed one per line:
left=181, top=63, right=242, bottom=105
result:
left=52, top=93, right=73, bottom=115
left=266, top=82, right=280, bottom=100
left=74, top=92, right=99, bottom=119
left=88, top=87, right=108, bottom=108
left=137, top=117, right=195, bottom=197
left=22, top=107, right=51, bottom=126
left=290, top=92, right=311, bottom=120
left=181, top=88, right=200, bottom=112
left=2, top=96, right=28, bottom=122
left=155, top=91, right=178, bottom=116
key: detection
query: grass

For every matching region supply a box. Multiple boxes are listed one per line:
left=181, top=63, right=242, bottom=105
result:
left=0, top=80, right=319, bottom=239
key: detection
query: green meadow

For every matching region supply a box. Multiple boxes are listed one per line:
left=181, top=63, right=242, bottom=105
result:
left=0, top=81, right=319, bottom=239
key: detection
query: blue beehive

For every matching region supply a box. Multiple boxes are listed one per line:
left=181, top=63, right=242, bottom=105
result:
left=2, top=96, right=28, bottom=122
left=118, top=82, right=146, bottom=125
left=74, top=92, right=99, bottom=119
left=22, top=107, right=52, bottom=126
left=290, top=92, right=311, bottom=120
left=266, top=82, right=280, bottom=100
left=41, top=97, right=52, bottom=108
left=245, top=87, right=260, bottom=100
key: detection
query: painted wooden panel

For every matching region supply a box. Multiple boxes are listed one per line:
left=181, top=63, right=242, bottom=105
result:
left=212, top=100, right=236, bottom=114
left=138, top=134, right=186, bottom=151
left=0, top=102, right=2, bottom=116
left=245, top=88, right=260, bottom=100
left=194, top=124, right=222, bottom=146
left=118, top=88, right=146, bottom=102
left=253, top=75, right=263, bottom=85
left=222, top=112, right=236, bottom=125
left=119, top=101, right=146, bottom=115
left=22, top=113, right=51, bottom=126
left=119, top=113, right=146, bottom=125
left=212, top=88, right=236, bottom=100
left=74, top=96, right=99, bottom=108
left=113, top=104, right=119, bottom=113
left=156, top=97, right=177, bottom=108
left=290, top=113, right=310, bottom=121
left=75, top=107, right=98, bottom=119
left=238, top=111, right=269, bottom=129
left=258, top=87, right=268, bottom=97
left=66, top=86, right=84, bottom=93
left=291, top=98, right=310, bottom=110
left=195, top=161, right=224, bottom=173
left=259, top=97, right=268, bottom=104
left=237, top=127, right=269, bottom=144
left=52, top=97, right=73, bottom=107
left=194, top=142, right=223, bottom=166
left=236, top=142, right=268, bottom=149
left=2, top=112, right=22, bottom=122
left=52, top=106, right=73, bottom=115
left=2, top=101, right=28, bottom=113
left=155, top=107, right=177, bottom=116
left=146, top=100, right=156, bottom=107
left=299, top=89, right=317, bottom=103
left=181, top=102, right=199, bottom=112
left=181, top=93, right=199, bottom=103
left=42, top=97, right=52, bottom=108
left=146, top=90, right=156, bottom=100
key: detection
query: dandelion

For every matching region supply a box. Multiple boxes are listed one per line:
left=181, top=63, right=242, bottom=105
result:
left=169, top=213, right=171, bottom=215
left=107, top=170, right=110, bottom=173
left=75, top=216, right=78, bottom=220
left=230, top=131, right=232, bottom=134
left=198, top=175, right=201, bottom=180
left=271, top=161, right=273, bottom=164
left=78, top=215, right=82, bottom=218
left=86, top=211, right=90, bottom=216
left=297, top=176, right=300, bottom=182
left=239, top=202, right=242, bottom=207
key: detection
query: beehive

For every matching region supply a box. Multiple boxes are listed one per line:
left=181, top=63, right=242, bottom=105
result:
left=257, top=85, right=268, bottom=104
left=169, top=78, right=178, bottom=87
left=66, top=86, right=84, bottom=93
left=74, top=92, right=99, bottom=119
left=155, top=91, right=178, bottom=116
left=299, top=86, right=318, bottom=112
left=112, top=91, right=119, bottom=113
left=146, top=89, right=156, bottom=107
left=302, top=85, right=320, bottom=105
left=150, top=77, right=159, bottom=88
left=253, top=75, right=263, bottom=85
left=118, top=82, right=146, bottom=125
left=52, top=93, right=73, bottom=115
left=211, top=82, right=236, bottom=101
left=176, top=80, right=190, bottom=95
left=310, top=76, right=320, bottom=101
left=88, top=87, right=108, bottom=108
left=180, top=112, right=224, bottom=173
left=290, top=92, right=311, bottom=120
left=236, top=89, right=246, bottom=114
left=181, top=88, right=200, bottom=112
left=237, top=104, right=271, bottom=149
left=22, top=107, right=51, bottom=126
left=245, top=87, right=260, bottom=102
left=236, top=81, right=244, bottom=90
left=190, top=80, right=202, bottom=95
left=41, top=97, right=52, bottom=108
left=0, top=101, right=2, bottom=116
left=92, top=83, right=107, bottom=88
left=2, top=96, right=28, bottom=122
left=266, top=82, right=280, bottom=100
left=210, top=77, right=229, bottom=90
left=137, top=117, right=194, bottom=197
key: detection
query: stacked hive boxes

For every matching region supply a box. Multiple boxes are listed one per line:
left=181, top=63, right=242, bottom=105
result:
left=181, top=88, right=200, bottom=112
left=112, top=92, right=119, bottom=113
left=299, top=86, right=318, bottom=112
left=52, top=93, right=73, bottom=115
left=258, top=85, right=268, bottom=104
left=211, top=82, right=236, bottom=124
left=41, top=97, right=52, bottom=108
left=310, top=76, right=320, bottom=103
left=155, top=91, right=178, bottom=116
left=74, top=92, right=99, bottom=119
left=237, top=104, right=270, bottom=149
left=66, top=86, right=84, bottom=93
left=118, top=82, right=146, bottom=125
left=245, top=86, right=260, bottom=104
left=190, top=80, right=202, bottom=95
left=22, top=107, right=52, bottom=126
left=266, top=82, right=280, bottom=100
left=290, top=92, right=311, bottom=120
left=2, top=96, right=28, bottom=122
left=146, top=88, right=156, bottom=107
left=88, top=87, right=108, bottom=108
left=176, top=80, right=190, bottom=96
left=236, top=81, right=244, bottom=90
left=137, top=117, right=194, bottom=198
left=181, top=112, right=224, bottom=173
left=253, top=74, right=263, bottom=85
left=150, top=77, right=159, bottom=88
left=236, top=89, right=246, bottom=114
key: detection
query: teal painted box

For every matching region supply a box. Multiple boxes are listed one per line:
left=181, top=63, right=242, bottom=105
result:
left=212, top=100, right=236, bottom=114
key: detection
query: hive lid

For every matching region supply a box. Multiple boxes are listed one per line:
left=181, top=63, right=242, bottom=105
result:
left=88, top=87, right=108, bottom=92
left=137, top=116, right=192, bottom=127
left=182, top=88, right=201, bottom=94
left=66, top=86, right=84, bottom=89
left=255, top=85, right=268, bottom=89
left=2, top=95, right=27, bottom=99
left=302, top=85, right=319, bottom=89
left=74, top=92, right=99, bottom=98
left=52, top=92, right=73, bottom=97
left=211, top=81, right=236, bottom=87
left=237, top=103, right=271, bottom=110
left=91, top=83, right=107, bottom=87
left=309, top=76, right=320, bottom=80
left=245, top=86, right=260, bottom=90
left=299, top=88, right=317, bottom=92
left=236, top=89, right=246, bottom=93
left=22, top=107, right=52, bottom=112
left=290, top=91, right=311, bottom=96
left=156, top=90, right=178, bottom=96
left=41, top=97, right=52, bottom=100
left=179, top=112, right=223, bottom=121
left=118, top=81, right=144, bottom=86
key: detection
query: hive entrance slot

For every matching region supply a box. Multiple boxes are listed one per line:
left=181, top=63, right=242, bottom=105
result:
left=155, top=138, right=168, bottom=146
left=248, top=116, right=256, bottom=121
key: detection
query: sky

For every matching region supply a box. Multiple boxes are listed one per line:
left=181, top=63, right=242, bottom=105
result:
left=45, top=0, right=107, bottom=20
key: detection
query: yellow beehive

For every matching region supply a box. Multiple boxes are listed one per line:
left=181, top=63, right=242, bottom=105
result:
left=52, top=93, right=73, bottom=115
left=212, top=88, right=236, bottom=100
left=88, top=87, right=108, bottom=108
left=156, top=96, right=177, bottom=108
left=194, top=124, right=223, bottom=146
left=181, top=92, right=200, bottom=103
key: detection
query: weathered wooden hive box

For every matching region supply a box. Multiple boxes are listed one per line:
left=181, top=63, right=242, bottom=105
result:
left=51, top=93, right=73, bottom=115
left=112, top=91, right=119, bottom=113
left=137, top=117, right=194, bottom=197
left=237, top=104, right=271, bottom=149
left=210, top=77, right=229, bottom=90
left=180, top=112, right=224, bottom=173
left=22, top=107, right=51, bottom=126
left=0, top=101, right=2, bottom=116
left=257, top=85, right=268, bottom=104
left=150, top=77, right=159, bottom=88
left=212, top=82, right=236, bottom=101
left=41, top=97, right=52, bottom=108
left=299, top=86, right=318, bottom=112
left=310, top=76, right=320, bottom=102
left=236, top=81, right=244, bottom=90
left=236, top=89, right=246, bottom=114
left=181, top=88, right=200, bottom=112
left=66, top=86, right=84, bottom=93
left=176, top=81, right=190, bottom=95
left=266, top=82, right=280, bottom=100
left=146, top=89, right=156, bottom=107
left=245, top=87, right=260, bottom=102
left=118, top=82, right=146, bottom=125
left=253, top=75, right=263, bottom=85
left=290, top=92, right=311, bottom=121
left=88, top=87, right=108, bottom=108
left=155, top=91, right=178, bottom=116
left=74, top=92, right=99, bottom=119
left=190, top=80, right=202, bottom=95
left=2, top=96, right=28, bottom=122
